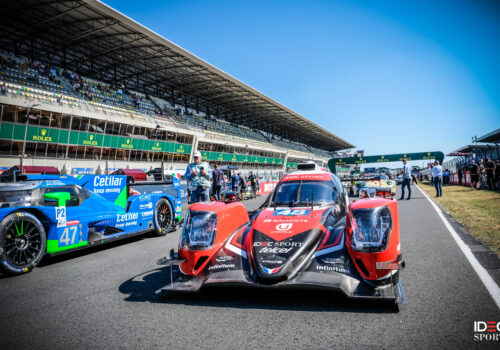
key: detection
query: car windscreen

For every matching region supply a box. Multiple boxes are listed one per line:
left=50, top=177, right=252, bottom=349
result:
left=273, top=180, right=337, bottom=206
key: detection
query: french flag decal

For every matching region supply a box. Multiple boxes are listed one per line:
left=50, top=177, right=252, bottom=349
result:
left=262, top=266, right=281, bottom=274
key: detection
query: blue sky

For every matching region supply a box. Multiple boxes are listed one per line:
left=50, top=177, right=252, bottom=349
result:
left=103, top=0, right=499, bottom=160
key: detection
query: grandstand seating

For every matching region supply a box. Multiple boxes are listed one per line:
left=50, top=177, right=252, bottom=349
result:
left=0, top=52, right=331, bottom=160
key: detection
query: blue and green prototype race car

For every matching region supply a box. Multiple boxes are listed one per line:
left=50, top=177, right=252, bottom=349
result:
left=0, top=174, right=183, bottom=275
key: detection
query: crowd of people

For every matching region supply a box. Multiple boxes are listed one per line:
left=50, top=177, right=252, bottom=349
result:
left=185, top=151, right=261, bottom=204
left=457, top=158, right=500, bottom=191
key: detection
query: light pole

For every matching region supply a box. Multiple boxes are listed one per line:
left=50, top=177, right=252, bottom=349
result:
left=20, top=102, right=39, bottom=174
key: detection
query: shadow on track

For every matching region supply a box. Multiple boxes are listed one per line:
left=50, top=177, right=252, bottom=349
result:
left=118, top=267, right=400, bottom=313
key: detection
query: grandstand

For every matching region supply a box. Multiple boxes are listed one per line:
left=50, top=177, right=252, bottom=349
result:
left=0, top=0, right=353, bottom=174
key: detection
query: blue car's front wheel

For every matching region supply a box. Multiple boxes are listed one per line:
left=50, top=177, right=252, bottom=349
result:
left=154, top=198, right=173, bottom=236
left=0, top=212, right=46, bottom=275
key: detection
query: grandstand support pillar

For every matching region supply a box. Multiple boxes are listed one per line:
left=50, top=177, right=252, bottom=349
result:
left=190, top=136, right=198, bottom=162
left=283, top=152, right=289, bottom=173
left=65, top=115, right=73, bottom=159
left=100, top=121, right=107, bottom=160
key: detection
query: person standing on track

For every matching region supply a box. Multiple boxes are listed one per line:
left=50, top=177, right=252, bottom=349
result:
left=432, top=160, right=443, bottom=197
left=231, top=171, right=240, bottom=193
left=211, top=164, right=225, bottom=201
left=185, top=151, right=212, bottom=203
left=248, top=171, right=257, bottom=196
left=399, top=159, right=412, bottom=200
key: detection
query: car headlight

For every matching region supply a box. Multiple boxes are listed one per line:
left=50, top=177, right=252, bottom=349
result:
left=349, top=206, right=392, bottom=252
left=180, top=210, right=217, bottom=249
left=386, top=180, right=393, bottom=185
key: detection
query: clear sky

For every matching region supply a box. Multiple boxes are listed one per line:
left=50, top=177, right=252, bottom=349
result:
left=103, top=0, right=499, bottom=159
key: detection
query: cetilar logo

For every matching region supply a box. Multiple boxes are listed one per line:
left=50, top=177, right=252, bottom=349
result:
left=474, top=321, right=500, bottom=342
left=275, top=223, right=292, bottom=232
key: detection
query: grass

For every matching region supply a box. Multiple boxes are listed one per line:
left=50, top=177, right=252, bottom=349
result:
left=418, top=181, right=500, bottom=257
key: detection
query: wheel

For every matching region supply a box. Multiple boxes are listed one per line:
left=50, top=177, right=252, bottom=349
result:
left=0, top=212, right=46, bottom=275
left=154, top=198, right=173, bottom=236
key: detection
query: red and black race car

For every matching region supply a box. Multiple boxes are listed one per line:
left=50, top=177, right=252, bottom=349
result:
left=156, top=163, right=406, bottom=304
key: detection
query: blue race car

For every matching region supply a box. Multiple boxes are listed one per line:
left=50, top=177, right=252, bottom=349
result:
left=0, top=174, right=183, bottom=275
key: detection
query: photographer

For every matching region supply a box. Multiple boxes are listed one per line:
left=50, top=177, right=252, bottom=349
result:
left=184, top=151, right=212, bottom=203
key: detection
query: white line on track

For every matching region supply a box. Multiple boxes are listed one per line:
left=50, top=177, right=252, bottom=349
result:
left=416, top=185, right=500, bottom=310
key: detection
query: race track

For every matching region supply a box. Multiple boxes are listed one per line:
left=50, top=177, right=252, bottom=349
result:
left=0, top=187, right=499, bottom=349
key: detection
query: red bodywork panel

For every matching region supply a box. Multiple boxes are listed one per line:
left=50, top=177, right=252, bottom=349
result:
left=179, top=201, right=249, bottom=275
left=346, top=197, right=400, bottom=280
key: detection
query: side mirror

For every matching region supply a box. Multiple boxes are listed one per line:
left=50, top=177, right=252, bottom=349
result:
left=44, top=192, right=71, bottom=206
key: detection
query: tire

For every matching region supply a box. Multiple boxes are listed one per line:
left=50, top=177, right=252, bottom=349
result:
left=0, top=211, right=46, bottom=275
left=153, top=198, right=173, bottom=236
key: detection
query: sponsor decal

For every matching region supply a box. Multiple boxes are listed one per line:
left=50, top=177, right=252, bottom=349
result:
left=1, top=260, right=28, bottom=273
left=273, top=209, right=311, bottom=216
left=316, top=265, right=350, bottom=274
left=55, top=206, right=66, bottom=228
left=263, top=218, right=309, bottom=223
left=208, top=264, right=235, bottom=271
left=321, top=257, right=344, bottom=265
left=258, top=246, right=293, bottom=254
left=139, top=194, right=152, bottom=201
left=139, top=202, right=153, bottom=210
left=215, top=255, right=234, bottom=263
left=141, top=210, right=154, bottom=218
left=254, top=241, right=303, bottom=247
left=275, top=223, right=293, bottom=232
left=261, top=258, right=283, bottom=265
left=474, top=321, right=500, bottom=342
left=65, top=220, right=80, bottom=226
left=117, top=212, right=139, bottom=223
left=94, top=176, right=123, bottom=187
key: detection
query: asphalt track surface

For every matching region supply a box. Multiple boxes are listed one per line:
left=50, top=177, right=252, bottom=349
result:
left=1, top=187, right=499, bottom=349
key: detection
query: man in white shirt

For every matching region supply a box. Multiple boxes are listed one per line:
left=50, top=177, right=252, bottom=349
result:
left=431, top=160, right=443, bottom=197
left=399, top=159, right=412, bottom=200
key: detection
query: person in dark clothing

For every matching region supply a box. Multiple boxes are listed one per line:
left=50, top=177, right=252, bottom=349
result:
left=469, top=160, right=479, bottom=190
left=248, top=171, right=257, bottom=194
left=458, top=167, right=463, bottom=185
left=478, top=159, right=485, bottom=189
left=484, top=158, right=495, bottom=191
left=495, top=160, right=500, bottom=191
left=231, top=172, right=240, bottom=192
left=211, top=164, right=225, bottom=201
left=238, top=172, right=247, bottom=199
